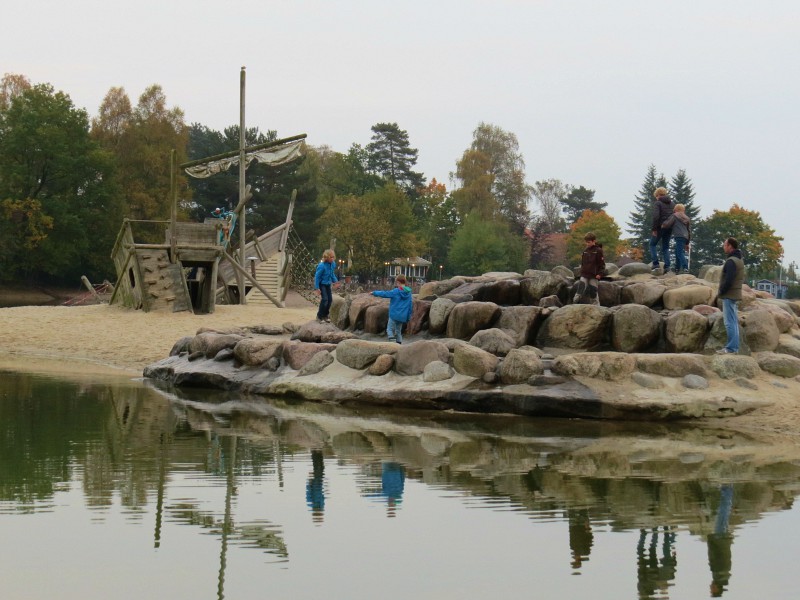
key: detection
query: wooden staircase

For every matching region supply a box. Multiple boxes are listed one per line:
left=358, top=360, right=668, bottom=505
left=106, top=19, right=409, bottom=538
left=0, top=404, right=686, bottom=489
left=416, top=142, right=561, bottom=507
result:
left=245, top=254, right=285, bottom=306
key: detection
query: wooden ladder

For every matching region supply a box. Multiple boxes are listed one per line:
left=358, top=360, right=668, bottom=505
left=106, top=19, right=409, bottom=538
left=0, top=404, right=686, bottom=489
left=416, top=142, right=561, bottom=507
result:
left=245, top=254, right=283, bottom=306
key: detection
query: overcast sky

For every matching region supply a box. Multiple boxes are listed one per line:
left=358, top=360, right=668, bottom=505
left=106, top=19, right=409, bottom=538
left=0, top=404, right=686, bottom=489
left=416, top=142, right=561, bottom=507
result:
left=5, top=1, right=800, bottom=268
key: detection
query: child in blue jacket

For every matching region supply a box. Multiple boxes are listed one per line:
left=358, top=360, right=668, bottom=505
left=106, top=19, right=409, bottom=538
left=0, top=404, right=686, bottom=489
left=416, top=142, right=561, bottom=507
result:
left=372, top=275, right=413, bottom=343
left=314, top=249, right=338, bottom=322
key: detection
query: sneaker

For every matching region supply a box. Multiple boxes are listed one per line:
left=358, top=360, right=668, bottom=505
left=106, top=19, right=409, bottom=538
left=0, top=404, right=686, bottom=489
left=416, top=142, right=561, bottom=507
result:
left=316, top=318, right=325, bottom=323
left=715, top=348, right=733, bottom=355
left=387, top=337, right=396, bottom=343
left=323, top=317, right=331, bottom=323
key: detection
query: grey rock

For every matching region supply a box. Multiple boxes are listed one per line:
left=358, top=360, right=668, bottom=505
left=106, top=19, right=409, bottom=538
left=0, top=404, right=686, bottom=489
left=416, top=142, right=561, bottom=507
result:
left=755, top=352, right=800, bottom=378
left=617, top=262, right=654, bottom=277
left=499, top=348, right=544, bottom=384
left=536, top=304, right=612, bottom=350
left=453, top=343, right=499, bottom=378
left=423, top=360, right=455, bottom=382
left=710, top=354, right=761, bottom=379
left=612, top=304, right=662, bottom=353
left=632, top=372, right=665, bottom=389
left=636, top=354, right=707, bottom=377
left=446, top=301, right=501, bottom=340
left=335, top=339, right=399, bottom=369
left=233, top=337, right=284, bottom=366
left=469, top=328, right=516, bottom=356
left=682, top=374, right=709, bottom=389
left=394, top=340, right=451, bottom=375
left=664, top=310, right=710, bottom=353
left=297, top=351, right=334, bottom=376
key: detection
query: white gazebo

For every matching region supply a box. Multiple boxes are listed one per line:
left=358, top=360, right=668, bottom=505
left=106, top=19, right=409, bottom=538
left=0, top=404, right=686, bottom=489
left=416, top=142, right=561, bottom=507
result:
left=385, top=256, right=432, bottom=282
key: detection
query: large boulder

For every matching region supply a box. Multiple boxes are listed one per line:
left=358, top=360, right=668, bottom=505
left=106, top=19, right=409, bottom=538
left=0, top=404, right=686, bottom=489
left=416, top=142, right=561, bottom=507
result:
left=363, top=303, right=389, bottom=334
left=662, top=284, right=715, bottom=310
left=635, top=354, right=707, bottom=377
left=776, top=334, right=800, bottom=358
left=617, top=262, right=653, bottom=277
left=188, top=332, right=244, bottom=358
left=446, top=301, right=501, bottom=340
left=741, top=309, right=780, bottom=352
left=469, top=328, right=516, bottom=356
left=598, top=280, right=622, bottom=307
left=520, top=270, right=570, bottom=305
left=664, top=310, right=710, bottom=353
left=233, top=337, right=284, bottom=366
left=291, top=320, right=340, bottom=342
left=297, top=351, right=334, bottom=376
left=710, top=354, right=761, bottom=379
left=330, top=295, right=350, bottom=329
left=536, top=304, right=612, bottom=350
left=701, top=265, right=722, bottom=283
left=335, top=339, right=400, bottom=369
left=428, top=298, right=456, bottom=335
left=453, top=343, right=499, bottom=378
left=423, top=360, right=455, bottom=382
left=495, top=306, right=543, bottom=346
left=755, top=352, right=800, bottom=378
left=368, top=354, right=395, bottom=376
left=620, top=281, right=667, bottom=307
left=347, top=294, right=385, bottom=331
left=499, top=348, right=544, bottom=384
left=551, top=352, right=636, bottom=381
left=406, top=299, right=432, bottom=335
left=394, top=340, right=451, bottom=376
left=753, top=302, right=797, bottom=333
left=282, top=340, right=338, bottom=370
left=418, top=277, right=466, bottom=298
left=611, top=304, right=662, bottom=353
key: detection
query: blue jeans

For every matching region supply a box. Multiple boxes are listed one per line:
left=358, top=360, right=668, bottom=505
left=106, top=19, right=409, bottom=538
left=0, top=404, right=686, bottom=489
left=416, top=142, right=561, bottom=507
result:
left=674, top=236, right=688, bottom=271
left=316, top=284, right=332, bottom=319
left=722, top=298, right=739, bottom=353
left=650, top=229, right=671, bottom=269
left=387, top=318, right=404, bottom=343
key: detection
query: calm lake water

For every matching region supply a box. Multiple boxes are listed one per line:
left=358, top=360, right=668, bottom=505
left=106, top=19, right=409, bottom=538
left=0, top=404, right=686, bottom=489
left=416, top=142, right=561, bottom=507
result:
left=2, top=368, right=800, bottom=600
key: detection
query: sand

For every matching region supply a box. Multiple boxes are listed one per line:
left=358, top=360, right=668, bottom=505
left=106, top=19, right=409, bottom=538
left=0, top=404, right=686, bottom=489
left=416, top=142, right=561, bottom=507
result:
left=2, top=292, right=800, bottom=437
left=0, top=293, right=317, bottom=376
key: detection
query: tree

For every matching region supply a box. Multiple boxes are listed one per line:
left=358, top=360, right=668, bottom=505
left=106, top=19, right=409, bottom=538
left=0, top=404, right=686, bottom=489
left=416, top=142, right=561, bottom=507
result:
left=0, top=199, right=53, bottom=276
left=627, top=164, right=667, bottom=250
left=451, top=149, right=498, bottom=220
left=317, top=183, right=419, bottom=277
left=0, top=83, right=123, bottom=281
left=0, top=73, right=31, bottom=111
left=416, top=178, right=459, bottom=270
left=448, top=212, right=527, bottom=276
left=303, top=143, right=381, bottom=211
left=531, top=179, right=568, bottom=234
left=669, top=169, right=700, bottom=222
left=453, top=122, right=531, bottom=228
left=92, top=84, right=189, bottom=223
left=561, top=186, right=607, bottom=225
left=691, top=205, right=783, bottom=277
left=365, top=122, right=425, bottom=198
left=526, top=217, right=555, bottom=269
left=566, top=210, right=623, bottom=265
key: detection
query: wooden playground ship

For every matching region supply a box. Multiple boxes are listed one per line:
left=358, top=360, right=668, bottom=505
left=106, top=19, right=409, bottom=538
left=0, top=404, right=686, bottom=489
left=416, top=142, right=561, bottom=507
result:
left=109, top=134, right=310, bottom=314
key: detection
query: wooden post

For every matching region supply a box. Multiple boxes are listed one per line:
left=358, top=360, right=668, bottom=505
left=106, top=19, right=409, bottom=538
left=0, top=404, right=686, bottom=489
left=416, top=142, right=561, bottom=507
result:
left=170, top=149, right=177, bottom=263
left=238, top=66, right=247, bottom=304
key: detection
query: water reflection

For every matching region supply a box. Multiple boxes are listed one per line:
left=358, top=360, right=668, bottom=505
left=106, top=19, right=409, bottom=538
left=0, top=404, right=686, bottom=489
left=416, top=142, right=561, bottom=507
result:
left=2, top=369, right=800, bottom=599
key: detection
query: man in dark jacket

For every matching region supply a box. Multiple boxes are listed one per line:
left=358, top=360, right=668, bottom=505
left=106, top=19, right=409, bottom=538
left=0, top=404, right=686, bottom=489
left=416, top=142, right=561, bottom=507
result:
left=650, top=187, right=674, bottom=272
left=717, top=237, right=745, bottom=354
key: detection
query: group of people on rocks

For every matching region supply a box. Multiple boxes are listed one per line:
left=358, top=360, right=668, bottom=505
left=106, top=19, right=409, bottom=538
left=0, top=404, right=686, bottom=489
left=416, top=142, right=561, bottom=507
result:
left=647, top=187, right=744, bottom=354
left=313, top=184, right=745, bottom=353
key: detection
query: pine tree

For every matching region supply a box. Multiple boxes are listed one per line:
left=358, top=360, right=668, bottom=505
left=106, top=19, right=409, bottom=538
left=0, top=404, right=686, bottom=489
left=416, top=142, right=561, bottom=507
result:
left=626, top=164, right=667, bottom=250
left=669, top=169, right=700, bottom=221
left=561, top=185, right=607, bottom=225
left=365, top=122, right=425, bottom=197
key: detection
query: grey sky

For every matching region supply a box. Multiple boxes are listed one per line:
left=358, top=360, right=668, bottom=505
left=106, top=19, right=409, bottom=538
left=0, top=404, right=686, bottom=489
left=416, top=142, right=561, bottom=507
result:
left=6, top=1, right=800, bottom=268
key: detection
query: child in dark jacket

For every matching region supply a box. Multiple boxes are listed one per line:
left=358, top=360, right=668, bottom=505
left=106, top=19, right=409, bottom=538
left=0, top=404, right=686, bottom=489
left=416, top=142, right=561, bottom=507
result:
left=372, top=275, right=413, bottom=343
left=573, top=232, right=605, bottom=305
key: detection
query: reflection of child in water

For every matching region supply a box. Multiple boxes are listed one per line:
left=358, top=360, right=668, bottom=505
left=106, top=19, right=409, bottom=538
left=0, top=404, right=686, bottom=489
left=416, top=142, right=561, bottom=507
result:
left=305, top=449, right=325, bottom=523
left=378, top=462, right=405, bottom=517
left=708, top=484, right=734, bottom=597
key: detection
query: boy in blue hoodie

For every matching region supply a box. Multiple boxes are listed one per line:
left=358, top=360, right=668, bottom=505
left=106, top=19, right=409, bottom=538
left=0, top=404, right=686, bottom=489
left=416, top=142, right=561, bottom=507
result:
left=372, top=275, right=413, bottom=344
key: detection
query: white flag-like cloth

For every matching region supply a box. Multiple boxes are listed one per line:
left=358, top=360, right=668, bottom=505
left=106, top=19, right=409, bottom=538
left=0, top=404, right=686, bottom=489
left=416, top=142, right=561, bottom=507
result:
left=185, top=140, right=304, bottom=179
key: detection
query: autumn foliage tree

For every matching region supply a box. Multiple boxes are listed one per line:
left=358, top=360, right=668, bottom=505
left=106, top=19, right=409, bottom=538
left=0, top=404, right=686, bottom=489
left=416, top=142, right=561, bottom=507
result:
left=566, top=210, right=623, bottom=265
left=692, top=205, right=783, bottom=277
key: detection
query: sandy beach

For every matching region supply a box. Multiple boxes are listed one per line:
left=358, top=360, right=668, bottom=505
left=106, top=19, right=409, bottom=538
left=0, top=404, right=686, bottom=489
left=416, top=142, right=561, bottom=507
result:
left=0, top=293, right=317, bottom=376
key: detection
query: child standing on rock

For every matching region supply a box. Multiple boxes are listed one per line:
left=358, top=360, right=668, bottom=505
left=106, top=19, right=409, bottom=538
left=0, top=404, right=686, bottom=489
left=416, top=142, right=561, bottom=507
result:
left=574, top=232, right=605, bottom=305
left=372, top=274, right=413, bottom=343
